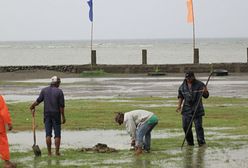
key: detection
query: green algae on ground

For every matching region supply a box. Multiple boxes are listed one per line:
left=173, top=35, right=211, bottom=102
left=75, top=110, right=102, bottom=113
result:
left=6, top=97, right=248, bottom=131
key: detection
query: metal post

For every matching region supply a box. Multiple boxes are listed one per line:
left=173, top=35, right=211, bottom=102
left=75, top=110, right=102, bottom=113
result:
left=247, top=48, right=248, bottom=63
left=142, top=49, right=147, bottom=65
left=194, top=48, right=199, bottom=64
left=91, top=50, right=96, bottom=66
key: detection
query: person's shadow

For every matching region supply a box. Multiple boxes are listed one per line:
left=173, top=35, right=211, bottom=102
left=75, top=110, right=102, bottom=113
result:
left=183, top=146, right=206, bottom=168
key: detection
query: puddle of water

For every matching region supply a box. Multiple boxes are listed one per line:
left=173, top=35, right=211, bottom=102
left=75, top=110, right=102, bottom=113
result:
left=8, top=129, right=182, bottom=152
left=8, top=129, right=186, bottom=152
left=8, top=130, right=129, bottom=151
left=8, top=127, right=244, bottom=152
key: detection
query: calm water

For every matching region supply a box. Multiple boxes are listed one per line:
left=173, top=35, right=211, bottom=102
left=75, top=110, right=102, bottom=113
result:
left=0, top=38, right=248, bottom=66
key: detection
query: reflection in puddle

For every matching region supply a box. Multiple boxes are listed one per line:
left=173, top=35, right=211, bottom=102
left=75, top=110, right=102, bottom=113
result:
left=182, top=147, right=206, bottom=168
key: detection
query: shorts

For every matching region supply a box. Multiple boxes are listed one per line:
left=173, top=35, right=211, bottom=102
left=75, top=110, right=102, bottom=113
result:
left=44, top=116, right=61, bottom=138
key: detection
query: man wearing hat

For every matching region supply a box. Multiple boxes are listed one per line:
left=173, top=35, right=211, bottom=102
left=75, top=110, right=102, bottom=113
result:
left=30, top=76, right=66, bottom=156
left=176, top=71, right=209, bottom=147
left=115, top=110, right=158, bottom=155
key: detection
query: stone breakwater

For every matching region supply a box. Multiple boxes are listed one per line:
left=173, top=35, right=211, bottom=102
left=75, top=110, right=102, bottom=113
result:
left=0, top=63, right=248, bottom=73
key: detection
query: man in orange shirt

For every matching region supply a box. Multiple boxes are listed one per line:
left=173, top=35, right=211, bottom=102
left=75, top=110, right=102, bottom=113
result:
left=0, top=95, right=16, bottom=168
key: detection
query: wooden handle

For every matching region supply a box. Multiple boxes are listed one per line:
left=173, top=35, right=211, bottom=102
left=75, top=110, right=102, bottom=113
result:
left=32, top=110, right=36, bottom=145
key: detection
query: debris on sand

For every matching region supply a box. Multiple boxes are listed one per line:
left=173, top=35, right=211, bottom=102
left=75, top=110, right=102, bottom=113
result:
left=80, top=143, right=118, bottom=153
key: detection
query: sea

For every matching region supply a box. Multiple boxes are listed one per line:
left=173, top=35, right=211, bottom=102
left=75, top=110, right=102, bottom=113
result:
left=0, top=38, right=248, bottom=66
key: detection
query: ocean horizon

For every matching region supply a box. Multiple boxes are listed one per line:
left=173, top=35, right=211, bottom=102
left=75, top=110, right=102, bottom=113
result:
left=0, top=38, right=247, bottom=66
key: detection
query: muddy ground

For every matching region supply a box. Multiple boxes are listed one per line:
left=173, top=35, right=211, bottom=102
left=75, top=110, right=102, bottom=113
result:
left=1, top=70, right=248, bottom=167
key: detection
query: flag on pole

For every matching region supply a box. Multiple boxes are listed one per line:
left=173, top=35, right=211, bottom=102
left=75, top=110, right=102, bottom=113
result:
left=187, top=0, right=193, bottom=23
left=87, top=0, right=93, bottom=22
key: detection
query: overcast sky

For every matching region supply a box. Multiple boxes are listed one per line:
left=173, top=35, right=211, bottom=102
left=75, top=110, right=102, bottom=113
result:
left=0, top=0, right=247, bottom=41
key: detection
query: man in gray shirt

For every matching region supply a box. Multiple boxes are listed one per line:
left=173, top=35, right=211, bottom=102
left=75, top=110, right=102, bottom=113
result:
left=30, top=76, right=66, bottom=156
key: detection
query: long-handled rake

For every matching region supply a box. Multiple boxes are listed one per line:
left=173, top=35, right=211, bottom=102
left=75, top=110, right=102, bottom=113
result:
left=181, top=70, right=220, bottom=149
left=32, top=110, right=41, bottom=156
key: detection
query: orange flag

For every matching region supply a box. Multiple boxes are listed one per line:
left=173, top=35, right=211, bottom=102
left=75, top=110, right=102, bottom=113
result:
left=187, top=0, right=194, bottom=23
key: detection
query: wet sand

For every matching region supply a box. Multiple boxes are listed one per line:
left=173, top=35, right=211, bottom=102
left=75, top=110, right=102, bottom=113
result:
left=1, top=70, right=248, bottom=102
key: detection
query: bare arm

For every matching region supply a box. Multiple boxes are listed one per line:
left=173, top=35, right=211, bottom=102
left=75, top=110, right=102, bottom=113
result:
left=202, top=87, right=209, bottom=98
left=30, top=101, right=39, bottom=110
left=30, top=101, right=40, bottom=116
left=60, top=107, right=66, bottom=124
left=176, top=97, right=183, bottom=113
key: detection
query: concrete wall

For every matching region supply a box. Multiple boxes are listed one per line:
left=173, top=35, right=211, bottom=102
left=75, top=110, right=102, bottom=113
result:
left=0, top=63, right=248, bottom=73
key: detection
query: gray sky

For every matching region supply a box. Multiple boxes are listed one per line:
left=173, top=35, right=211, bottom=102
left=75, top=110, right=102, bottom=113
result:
left=0, top=0, right=247, bottom=41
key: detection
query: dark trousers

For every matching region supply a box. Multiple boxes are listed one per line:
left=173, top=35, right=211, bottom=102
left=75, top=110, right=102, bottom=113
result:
left=182, top=115, right=206, bottom=146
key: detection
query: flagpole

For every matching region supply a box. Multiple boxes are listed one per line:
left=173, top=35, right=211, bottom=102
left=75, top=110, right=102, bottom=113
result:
left=90, top=21, right=93, bottom=52
left=192, top=0, right=196, bottom=50
left=87, top=0, right=94, bottom=66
